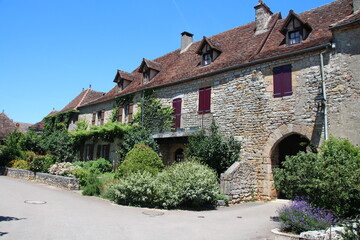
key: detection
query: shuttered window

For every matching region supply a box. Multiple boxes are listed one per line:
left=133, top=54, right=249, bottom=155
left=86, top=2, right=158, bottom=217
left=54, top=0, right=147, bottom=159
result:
left=118, top=106, right=123, bottom=123
left=128, top=104, right=133, bottom=121
left=100, top=110, right=105, bottom=125
left=92, top=112, right=96, bottom=125
left=172, top=98, right=182, bottom=129
left=198, top=87, right=211, bottom=114
left=273, top=64, right=293, bottom=98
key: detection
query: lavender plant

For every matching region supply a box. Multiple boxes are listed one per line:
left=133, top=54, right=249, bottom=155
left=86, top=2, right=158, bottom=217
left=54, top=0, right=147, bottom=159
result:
left=277, top=199, right=337, bottom=234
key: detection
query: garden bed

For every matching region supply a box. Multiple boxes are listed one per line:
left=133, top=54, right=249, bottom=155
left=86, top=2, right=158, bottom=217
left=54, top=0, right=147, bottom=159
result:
left=0, top=167, right=79, bottom=190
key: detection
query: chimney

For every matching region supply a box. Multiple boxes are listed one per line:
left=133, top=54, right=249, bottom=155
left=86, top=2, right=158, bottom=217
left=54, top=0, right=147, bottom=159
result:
left=254, top=0, right=273, bottom=35
left=180, top=31, right=193, bottom=53
left=354, top=0, right=360, bottom=12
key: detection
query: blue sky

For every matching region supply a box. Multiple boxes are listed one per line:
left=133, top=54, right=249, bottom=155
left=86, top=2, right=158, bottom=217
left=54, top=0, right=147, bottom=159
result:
left=0, top=0, right=333, bottom=124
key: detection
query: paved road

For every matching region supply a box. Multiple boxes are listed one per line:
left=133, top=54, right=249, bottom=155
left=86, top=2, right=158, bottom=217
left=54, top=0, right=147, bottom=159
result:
left=0, top=176, right=288, bottom=240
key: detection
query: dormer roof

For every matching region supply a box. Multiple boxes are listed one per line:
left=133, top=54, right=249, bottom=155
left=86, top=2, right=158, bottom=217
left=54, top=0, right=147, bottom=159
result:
left=196, top=36, right=222, bottom=54
left=113, top=70, right=135, bottom=83
left=139, top=58, right=162, bottom=72
left=280, top=10, right=312, bottom=34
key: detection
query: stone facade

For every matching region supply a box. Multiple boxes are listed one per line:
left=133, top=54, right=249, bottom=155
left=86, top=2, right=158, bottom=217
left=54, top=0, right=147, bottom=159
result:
left=72, top=0, right=359, bottom=201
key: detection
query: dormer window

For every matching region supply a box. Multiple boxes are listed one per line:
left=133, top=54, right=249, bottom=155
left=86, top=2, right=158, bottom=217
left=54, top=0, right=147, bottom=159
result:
left=202, top=52, right=212, bottom=66
left=139, top=58, right=161, bottom=84
left=289, top=30, right=301, bottom=45
left=280, top=10, right=312, bottom=46
left=197, top=37, right=222, bottom=67
left=113, top=70, right=134, bottom=91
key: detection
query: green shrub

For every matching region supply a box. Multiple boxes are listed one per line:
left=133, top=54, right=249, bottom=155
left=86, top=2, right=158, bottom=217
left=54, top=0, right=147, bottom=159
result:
left=338, top=217, right=360, bottom=240
left=116, top=127, right=159, bottom=161
left=7, top=159, right=30, bottom=170
left=72, top=168, right=90, bottom=187
left=185, top=121, right=241, bottom=176
left=274, top=137, right=360, bottom=218
left=106, top=161, right=220, bottom=209
left=155, top=161, right=219, bottom=208
left=116, top=143, right=164, bottom=177
left=82, top=174, right=102, bottom=196
left=88, top=158, right=112, bottom=174
left=104, top=171, right=157, bottom=206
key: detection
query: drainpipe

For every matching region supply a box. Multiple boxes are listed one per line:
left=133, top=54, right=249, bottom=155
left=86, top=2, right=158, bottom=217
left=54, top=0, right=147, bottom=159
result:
left=320, top=48, right=329, bottom=141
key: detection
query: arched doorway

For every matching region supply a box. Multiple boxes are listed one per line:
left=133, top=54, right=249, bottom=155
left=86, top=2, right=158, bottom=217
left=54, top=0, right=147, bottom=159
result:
left=271, top=133, right=312, bottom=198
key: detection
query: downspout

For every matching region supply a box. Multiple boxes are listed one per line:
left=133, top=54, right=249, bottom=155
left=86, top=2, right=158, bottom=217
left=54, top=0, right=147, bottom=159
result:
left=320, top=47, right=329, bottom=141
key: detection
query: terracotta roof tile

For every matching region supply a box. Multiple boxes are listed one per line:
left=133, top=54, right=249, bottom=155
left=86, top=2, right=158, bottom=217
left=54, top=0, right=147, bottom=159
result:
left=81, top=0, right=354, bottom=108
left=60, top=88, right=105, bottom=112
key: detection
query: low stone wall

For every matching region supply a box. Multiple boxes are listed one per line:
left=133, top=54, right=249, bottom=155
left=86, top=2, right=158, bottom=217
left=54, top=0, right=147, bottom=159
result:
left=220, top=161, right=257, bottom=203
left=0, top=167, right=79, bottom=190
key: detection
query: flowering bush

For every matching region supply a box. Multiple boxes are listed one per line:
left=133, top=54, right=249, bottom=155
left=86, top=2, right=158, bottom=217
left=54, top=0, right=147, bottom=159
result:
left=7, top=159, right=30, bottom=170
left=277, top=199, right=337, bottom=234
left=48, top=162, right=79, bottom=177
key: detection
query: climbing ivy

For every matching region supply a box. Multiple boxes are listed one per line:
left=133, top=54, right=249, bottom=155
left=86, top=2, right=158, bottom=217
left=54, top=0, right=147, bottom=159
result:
left=42, top=110, right=75, bottom=136
left=110, top=94, right=135, bottom=122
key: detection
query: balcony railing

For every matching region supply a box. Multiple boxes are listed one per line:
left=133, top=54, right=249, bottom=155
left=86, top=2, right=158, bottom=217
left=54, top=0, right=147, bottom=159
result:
left=152, top=112, right=214, bottom=138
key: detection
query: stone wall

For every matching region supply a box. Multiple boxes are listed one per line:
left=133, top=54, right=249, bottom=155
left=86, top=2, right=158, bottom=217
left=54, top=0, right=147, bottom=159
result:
left=0, top=167, right=79, bottom=190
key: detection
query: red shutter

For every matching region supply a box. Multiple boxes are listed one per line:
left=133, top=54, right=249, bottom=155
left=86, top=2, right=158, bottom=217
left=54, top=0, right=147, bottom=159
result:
left=172, top=98, right=182, bottom=129
left=118, top=106, right=123, bottom=122
left=273, top=65, right=292, bottom=98
left=199, top=87, right=211, bottom=114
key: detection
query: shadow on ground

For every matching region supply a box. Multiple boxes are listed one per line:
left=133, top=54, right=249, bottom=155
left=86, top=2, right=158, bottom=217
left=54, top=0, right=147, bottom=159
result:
left=0, top=216, right=26, bottom=222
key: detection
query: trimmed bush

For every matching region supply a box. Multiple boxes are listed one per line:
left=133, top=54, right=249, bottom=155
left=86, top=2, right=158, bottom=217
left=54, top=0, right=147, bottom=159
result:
left=116, top=144, right=164, bottom=177
left=106, top=161, right=220, bottom=209
left=155, top=161, right=220, bottom=208
left=274, top=137, right=360, bottom=218
left=277, top=199, right=337, bottom=234
left=7, top=159, right=30, bottom=170
left=104, top=171, right=156, bottom=206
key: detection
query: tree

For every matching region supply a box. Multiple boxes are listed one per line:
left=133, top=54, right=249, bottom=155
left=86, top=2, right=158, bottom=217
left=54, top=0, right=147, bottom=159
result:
left=185, top=121, right=241, bottom=176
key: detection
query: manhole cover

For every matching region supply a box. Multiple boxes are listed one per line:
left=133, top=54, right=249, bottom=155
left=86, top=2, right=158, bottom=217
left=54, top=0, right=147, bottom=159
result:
left=142, top=211, right=164, bottom=217
left=24, top=200, right=47, bottom=204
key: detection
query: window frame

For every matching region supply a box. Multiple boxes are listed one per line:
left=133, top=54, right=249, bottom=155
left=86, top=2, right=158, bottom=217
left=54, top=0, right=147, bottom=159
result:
left=198, top=86, right=211, bottom=114
left=273, top=64, right=293, bottom=98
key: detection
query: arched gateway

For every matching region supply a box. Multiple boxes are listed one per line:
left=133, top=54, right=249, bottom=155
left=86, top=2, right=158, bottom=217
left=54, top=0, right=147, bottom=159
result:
left=261, top=124, right=315, bottom=198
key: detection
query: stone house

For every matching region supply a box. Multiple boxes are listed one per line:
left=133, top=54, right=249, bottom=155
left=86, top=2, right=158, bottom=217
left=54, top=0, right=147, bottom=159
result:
left=76, top=0, right=360, bottom=201
left=0, top=112, right=32, bottom=144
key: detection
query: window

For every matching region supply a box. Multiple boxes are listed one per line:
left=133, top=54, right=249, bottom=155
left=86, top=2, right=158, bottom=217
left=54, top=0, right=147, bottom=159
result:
left=198, top=87, right=211, bottom=114
left=96, top=144, right=110, bottom=160
left=124, top=104, right=133, bottom=122
left=118, top=106, right=124, bottom=123
left=289, top=30, right=301, bottom=45
left=84, top=144, right=94, bottom=161
left=143, top=70, right=150, bottom=83
left=273, top=64, right=293, bottom=98
left=172, top=98, right=182, bottom=129
left=97, top=110, right=104, bottom=126
left=174, top=148, right=184, bottom=162
left=202, top=52, right=212, bottom=66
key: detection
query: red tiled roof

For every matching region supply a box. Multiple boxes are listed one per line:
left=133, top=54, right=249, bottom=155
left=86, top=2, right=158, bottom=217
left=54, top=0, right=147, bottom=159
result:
left=139, top=58, right=162, bottom=72
left=330, top=9, right=360, bottom=29
left=60, top=88, right=105, bottom=112
left=0, top=112, right=32, bottom=139
left=82, top=0, right=355, bottom=107
left=113, top=70, right=135, bottom=83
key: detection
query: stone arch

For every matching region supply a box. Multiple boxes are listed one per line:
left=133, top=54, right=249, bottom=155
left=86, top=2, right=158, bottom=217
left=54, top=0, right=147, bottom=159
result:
left=260, top=124, right=313, bottom=198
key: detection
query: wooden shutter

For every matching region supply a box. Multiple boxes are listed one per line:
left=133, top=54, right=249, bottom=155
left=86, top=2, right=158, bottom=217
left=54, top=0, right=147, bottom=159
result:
left=100, top=110, right=105, bottom=125
left=128, top=104, right=133, bottom=121
left=92, top=112, right=96, bottom=125
left=172, top=98, right=182, bottom=129
left=198, top=87, right=211, bottom=114
left=118, top=106, right=123, bottom=123
left=273, top=64, right=292, bottom=98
